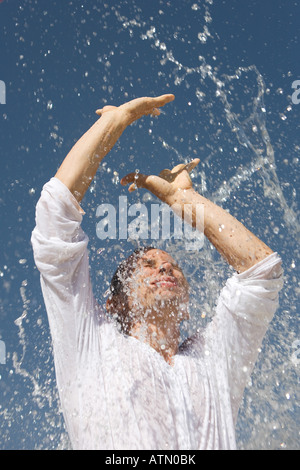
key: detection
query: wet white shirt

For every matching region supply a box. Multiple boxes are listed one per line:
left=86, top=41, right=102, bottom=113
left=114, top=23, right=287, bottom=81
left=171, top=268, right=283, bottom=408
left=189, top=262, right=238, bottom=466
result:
left=31, top=177, right=283, bottom=450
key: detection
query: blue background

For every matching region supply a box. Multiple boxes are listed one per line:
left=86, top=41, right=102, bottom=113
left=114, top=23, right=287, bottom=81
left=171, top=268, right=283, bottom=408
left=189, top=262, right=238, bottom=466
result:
left=0, top=0, right=299, bottom=449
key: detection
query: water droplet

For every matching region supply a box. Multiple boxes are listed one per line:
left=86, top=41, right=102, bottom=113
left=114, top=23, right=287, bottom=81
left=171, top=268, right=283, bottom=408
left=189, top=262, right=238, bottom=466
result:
left=142, top=192, right=153, bottom=203
left=198, top=32, right=207, bottom=43
left=112, top=171, right=119, bottom=185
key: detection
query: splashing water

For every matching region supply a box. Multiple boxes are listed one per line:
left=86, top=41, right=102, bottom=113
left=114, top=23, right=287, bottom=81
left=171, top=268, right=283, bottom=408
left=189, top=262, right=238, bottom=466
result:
left=1, top=0, right=299, bottom=449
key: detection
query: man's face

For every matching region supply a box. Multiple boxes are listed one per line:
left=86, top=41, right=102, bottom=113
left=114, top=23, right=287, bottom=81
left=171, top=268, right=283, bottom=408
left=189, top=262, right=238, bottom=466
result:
left=127, top=249, right=190, bottom=321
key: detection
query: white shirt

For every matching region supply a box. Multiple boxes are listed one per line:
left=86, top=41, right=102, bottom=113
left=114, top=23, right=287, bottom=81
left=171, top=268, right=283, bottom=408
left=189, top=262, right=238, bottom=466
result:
left=31, top=177, right=283, bottom=450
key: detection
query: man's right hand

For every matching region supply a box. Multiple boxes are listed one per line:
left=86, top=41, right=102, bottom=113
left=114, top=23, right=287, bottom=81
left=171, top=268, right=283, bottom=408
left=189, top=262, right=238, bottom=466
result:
left=120, top=159, right=200, bottom=204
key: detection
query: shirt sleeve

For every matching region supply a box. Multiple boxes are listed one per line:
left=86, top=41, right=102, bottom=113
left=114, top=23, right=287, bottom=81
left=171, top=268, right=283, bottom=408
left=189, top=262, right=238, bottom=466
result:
left=31, top=177, right=102, bottom=443
left=202, top=252, right=284, bottom=421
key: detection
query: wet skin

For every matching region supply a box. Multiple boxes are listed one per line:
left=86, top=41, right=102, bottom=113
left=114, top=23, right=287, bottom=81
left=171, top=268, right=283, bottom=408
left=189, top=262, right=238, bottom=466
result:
left=127, top=249, right=190, bottom=322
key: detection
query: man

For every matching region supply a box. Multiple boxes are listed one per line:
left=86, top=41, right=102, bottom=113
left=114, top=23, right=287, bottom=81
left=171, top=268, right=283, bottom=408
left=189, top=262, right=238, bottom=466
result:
left=31, top=94, right=283, bottom=450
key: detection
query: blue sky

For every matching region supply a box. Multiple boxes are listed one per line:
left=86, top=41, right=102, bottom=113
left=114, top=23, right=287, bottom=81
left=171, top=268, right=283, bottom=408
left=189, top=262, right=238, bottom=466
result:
left=0, top=0, right=299, bottom=449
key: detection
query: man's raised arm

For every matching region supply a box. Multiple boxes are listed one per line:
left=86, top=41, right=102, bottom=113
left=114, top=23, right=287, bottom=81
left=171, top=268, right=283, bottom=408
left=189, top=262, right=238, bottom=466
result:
left=55, top=95, right=175, bottom=202
left=121, top=161, right=273, bottom=273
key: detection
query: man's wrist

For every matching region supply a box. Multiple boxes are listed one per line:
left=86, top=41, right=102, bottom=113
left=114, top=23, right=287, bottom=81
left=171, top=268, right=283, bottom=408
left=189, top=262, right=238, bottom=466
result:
left=166, top=187, right=196, bottom=208
left=94, top=110, right=130, bottom=141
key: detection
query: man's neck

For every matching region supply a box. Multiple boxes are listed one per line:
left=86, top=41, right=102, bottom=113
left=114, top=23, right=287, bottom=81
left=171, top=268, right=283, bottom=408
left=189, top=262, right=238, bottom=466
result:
left=130, top=314, right=180, bottom=365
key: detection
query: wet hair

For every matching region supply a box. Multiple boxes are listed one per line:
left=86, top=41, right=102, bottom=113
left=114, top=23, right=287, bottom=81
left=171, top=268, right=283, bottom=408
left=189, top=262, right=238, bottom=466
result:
left=109, top=246, right=155, bottom=299
left=107, top=246, right=155, bottom=333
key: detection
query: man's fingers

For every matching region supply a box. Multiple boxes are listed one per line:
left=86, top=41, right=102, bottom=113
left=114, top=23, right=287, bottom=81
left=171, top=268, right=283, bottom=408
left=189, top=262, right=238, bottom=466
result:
left=159, top=159, right=201, bottom=182
left=141, top=94, right=174, bottom=115
left=170, top=164, right=186, bottom=174
left=151, top=108, right=161, bottom=117
left=184, top=158, right=200, bottom=173
left=121, top=173, right=153, bottom=194
left=171, top=159, right=200, bottom=174
left=95, top=105, right=118, bottom=116
left=120, top=172, right=148, bottom=189
left=96, top=94, right=174, bottom=119
left=152, top=94, right=175, bottom=109
left=121, top=172, right=170, bottom=197
left=141, top=94, right=174, bottom=117
left=128, top=183, right=138, bottom=193
left=121, top=159, right=200, bottom=189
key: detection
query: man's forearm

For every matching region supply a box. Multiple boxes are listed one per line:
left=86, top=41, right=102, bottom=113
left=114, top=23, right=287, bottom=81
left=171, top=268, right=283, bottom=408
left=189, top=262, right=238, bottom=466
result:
left=169, top=188, right=273, bottom=273
left=55, top=111, right=128, bottom=202
left=55, top=94, right=175, bottom=202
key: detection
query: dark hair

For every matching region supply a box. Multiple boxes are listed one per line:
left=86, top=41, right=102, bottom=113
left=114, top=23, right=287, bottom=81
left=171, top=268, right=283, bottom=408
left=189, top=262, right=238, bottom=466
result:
left=109, top=246, right=155, bottom=299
